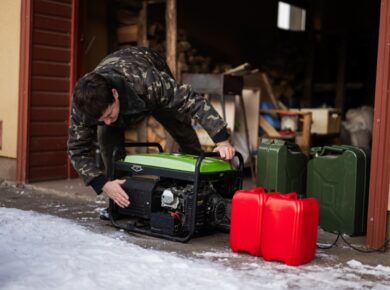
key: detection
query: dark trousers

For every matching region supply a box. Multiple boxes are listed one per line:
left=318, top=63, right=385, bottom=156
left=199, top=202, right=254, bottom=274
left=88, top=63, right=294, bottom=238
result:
left=97, top=108, right=202, bottom=175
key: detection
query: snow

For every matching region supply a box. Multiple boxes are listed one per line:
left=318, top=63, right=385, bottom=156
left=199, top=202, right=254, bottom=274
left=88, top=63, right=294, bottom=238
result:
left=1, top=207, right=390, bottom=290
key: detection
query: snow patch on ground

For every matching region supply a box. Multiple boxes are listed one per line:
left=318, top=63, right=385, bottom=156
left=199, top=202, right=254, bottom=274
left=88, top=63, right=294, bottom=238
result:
left=1, top=207, right=390, bottom=290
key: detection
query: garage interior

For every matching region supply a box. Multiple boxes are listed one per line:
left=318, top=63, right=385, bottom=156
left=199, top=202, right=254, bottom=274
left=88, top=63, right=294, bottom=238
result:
left=78, top=0, right=380, bottom=152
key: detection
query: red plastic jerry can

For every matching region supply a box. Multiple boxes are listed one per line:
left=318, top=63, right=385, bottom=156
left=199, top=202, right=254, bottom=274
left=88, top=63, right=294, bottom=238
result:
left=230, top=187, right=267, bottom=256
left=230, top=188, right=297, bottom=257
left=261, top=196, right=319, bottom=266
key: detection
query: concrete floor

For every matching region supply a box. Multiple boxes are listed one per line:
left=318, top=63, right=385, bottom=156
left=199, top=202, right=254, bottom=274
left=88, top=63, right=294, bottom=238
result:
left=1, top=178, right=389, bottom=270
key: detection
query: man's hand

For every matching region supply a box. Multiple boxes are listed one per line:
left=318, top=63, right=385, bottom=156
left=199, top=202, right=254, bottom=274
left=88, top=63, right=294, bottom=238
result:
left=213, top=140, right=235, bottom=160
left=102, top=179, right=130, bottom=208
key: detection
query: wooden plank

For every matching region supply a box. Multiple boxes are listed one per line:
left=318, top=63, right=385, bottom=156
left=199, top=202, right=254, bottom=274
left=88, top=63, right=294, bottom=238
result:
left=31, top=92, right=69, bottom=106
left=225, top=63, right=250, bottom=75
left=238, top=92, right=256, bottom=181
left=29, top=151, right=67, bottom=167
left=34, top=0, right=71, bottom=18
left=259, top=116, right=281, bottom=137
left=32, top=61, right=69, bottom=77
left=260, top=73, right=279, bottom=109
left=303, top=33, right=315, bottom=107
left=238, top=90, right=261, bottom=149
left=34, top=14, right=71, bottom=33
left=30, top=136, right=67, bottom=152
left=138, top=1, right=148, bottom=47
left=32, top=45, right=70, bottom=62
left=31, top=76, right=69, bottom=92
left=300, top=113, right=312, bottom=156
left=166, top=0, right=177, bottom=77
left=210, top=96, right=236, bottom=133
left=29, top=165, right=67, bottom=182
left=33, top=30, right=70, bottom=47
left=30, top=107, right=69, bottom=122
left=30, top=122, right=68, bottom=137
left=165, top=0, right=177, bottom=151
left=335, top=34, right=347, bottom=112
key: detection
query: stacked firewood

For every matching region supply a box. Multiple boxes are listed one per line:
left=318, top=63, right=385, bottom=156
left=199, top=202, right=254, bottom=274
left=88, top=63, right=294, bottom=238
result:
left=115, top=8, right=140, bottom=47
left=148, top=22, right=231, bottom=75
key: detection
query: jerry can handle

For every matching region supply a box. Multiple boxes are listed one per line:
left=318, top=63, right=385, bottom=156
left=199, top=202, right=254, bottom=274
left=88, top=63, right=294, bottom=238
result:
left=285, top=142, right=302, bottom=153
left=267, top=138, right=302, bottom=153
left=285, top=192, right=298, bottom=199
left=269, top=191, right=298, bottom=200
left=279, top=192, right=298, bottom=200
left=317, top=146, right=346, bottom=156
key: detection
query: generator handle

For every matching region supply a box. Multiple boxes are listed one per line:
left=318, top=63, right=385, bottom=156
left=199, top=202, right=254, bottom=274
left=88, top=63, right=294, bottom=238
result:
left=234, top=151, right=244, bottom=189
left=200, top=151, right=244, bottom=168
left=110, top=142, right=164, bottom=179
left=186, top=151, right=244, bottom=242
left=199, top=151, right=244, bottom=187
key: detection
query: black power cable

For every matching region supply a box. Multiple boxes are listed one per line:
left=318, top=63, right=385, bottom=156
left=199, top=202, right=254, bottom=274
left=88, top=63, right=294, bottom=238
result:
left=317, top=232, right=390, bottom=253
left=340, top=234, right=390, bottom=253
left=317, top=234, right=340, bottom=250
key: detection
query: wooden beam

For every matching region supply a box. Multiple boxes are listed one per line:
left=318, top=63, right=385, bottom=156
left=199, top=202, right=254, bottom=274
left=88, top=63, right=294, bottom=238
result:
left=166, top=0, right=177, bottom=77
left=165, top=0, right=177, bottom=151
left=367, top=0, right=390, bottom=249
left=137, top=1, right=149, bottom=149
left=138, top=0, right=148, bottom=47
left=259, top=116, right=281, bottom=138
left=260, top=73, right=279, bottom=109
left=300, top=113, right=312, bottom=156
left=335, top=32, right=347, bottom=112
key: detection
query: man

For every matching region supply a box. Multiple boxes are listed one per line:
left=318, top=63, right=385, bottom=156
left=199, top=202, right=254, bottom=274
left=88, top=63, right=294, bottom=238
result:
left=68, top=47, right=235, bottom=209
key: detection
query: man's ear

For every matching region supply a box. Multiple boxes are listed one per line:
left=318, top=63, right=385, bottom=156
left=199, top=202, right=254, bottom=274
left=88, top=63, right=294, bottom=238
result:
left=112, top=88, right=119, bottom=100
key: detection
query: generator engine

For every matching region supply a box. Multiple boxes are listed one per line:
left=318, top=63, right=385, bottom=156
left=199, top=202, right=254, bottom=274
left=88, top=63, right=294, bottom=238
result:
left=158, top=183, right=226, bottom=233
left=117, top=177, right=227, bottom=236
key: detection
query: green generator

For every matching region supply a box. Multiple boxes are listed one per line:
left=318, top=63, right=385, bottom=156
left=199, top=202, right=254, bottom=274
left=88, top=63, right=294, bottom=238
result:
left=109, top=143, right=243, bottom=242
left=306, top=145, right=369, bottom=236
left=256, top=138, right=307, bottom=196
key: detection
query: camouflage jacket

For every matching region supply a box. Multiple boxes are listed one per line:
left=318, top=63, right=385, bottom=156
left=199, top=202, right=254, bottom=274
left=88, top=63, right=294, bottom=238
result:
left=67, top=47, right=228, bottom=193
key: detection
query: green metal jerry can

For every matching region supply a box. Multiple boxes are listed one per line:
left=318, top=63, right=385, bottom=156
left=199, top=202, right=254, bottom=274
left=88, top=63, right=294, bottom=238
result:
left=256, top=138, right=307, bottom=196
left=306, top=145, right=369, bottom=236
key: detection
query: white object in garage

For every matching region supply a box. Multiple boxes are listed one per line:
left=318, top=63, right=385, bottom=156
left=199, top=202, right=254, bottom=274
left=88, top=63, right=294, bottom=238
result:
left=291, top=108, right=341, bottom=135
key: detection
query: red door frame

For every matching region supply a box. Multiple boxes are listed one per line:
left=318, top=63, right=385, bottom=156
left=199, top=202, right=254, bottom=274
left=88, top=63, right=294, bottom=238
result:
left=17, top=0, right=79, bottom=182
left=67, top=0, right=79, bottom=178
left=16, top=0, right=32, bottom=183
left=366, top=0, right=390, bottom=249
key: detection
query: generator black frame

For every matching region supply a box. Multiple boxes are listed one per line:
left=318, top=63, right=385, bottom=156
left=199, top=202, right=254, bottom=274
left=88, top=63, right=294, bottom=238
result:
left=108, top=142, right=244, bottom=242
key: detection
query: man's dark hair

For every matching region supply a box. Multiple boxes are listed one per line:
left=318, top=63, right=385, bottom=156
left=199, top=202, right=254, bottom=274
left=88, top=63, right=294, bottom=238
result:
left=73, top=72, right=114, bottom=120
